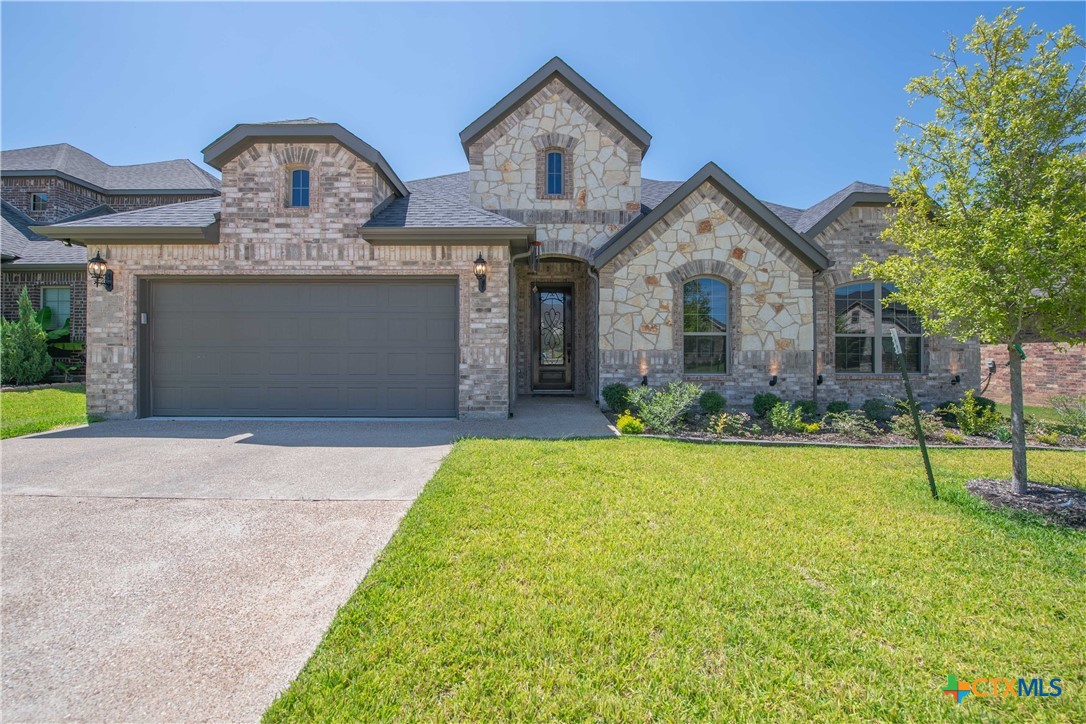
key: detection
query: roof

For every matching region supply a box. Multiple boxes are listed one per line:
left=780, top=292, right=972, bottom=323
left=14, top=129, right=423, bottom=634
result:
left=202, top=120, right=409, bottom=197
left=0, top=143, right=221, bottom=194
left=795, top=181, right=892, bottom=237
left=365, top=192, right=526, bottom=229
left=593, top=163, right=832, bottom=271
left=459, top=57, right=652, bottom=158
left=32, top=197, right=221, bottom=245
left=1, top=201, right=87, bottom=266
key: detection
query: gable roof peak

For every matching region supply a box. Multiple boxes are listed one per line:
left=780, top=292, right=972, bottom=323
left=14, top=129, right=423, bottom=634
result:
left=458, top=56, right=652, bottom=159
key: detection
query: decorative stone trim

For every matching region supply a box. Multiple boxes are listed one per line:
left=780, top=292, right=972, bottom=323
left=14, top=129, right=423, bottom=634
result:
left=492, top=208, right=638, bottom=226
left=666, top=260, right=745, bottom=374
left=531, top=133, right=579, bottom=153
left=537, top=240, right=595, bottom=261
left=535, top=146, right=573, bottom=201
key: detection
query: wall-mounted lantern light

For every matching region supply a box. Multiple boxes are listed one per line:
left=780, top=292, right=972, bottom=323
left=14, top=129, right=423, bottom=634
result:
left=950, top=374, right=961, bottom=386
left=641, top=375, right=649, bottom=387
left=88, top=250, right=113, bottom=292
left=816, top=374, right=824, bottom=386
left=473, top=254, right=488, bottom=292
left=769, top=375, right=778, bottom=387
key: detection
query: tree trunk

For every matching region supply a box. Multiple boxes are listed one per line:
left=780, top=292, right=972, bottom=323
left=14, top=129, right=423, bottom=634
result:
left=1008, top=345, right=1028, bottom=494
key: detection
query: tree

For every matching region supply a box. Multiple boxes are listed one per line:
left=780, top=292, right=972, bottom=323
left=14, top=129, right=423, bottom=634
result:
left=1, top=287, right=54, bottom=386
left=856, top=8, right=1086, bottom=494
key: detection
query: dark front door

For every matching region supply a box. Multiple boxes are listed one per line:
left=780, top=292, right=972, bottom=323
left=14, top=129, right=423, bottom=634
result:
left=532, top=285, right=573, bottom=391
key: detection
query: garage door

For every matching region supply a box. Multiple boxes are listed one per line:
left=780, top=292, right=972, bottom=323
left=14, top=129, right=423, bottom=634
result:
left=148, top=279, right=458, bottom=417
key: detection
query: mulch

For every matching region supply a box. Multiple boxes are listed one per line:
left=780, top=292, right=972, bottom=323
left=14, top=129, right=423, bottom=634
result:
left=967, top=478, right=1086, bottom=529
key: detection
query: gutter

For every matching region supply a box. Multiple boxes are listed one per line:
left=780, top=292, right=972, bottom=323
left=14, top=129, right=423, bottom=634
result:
left=30, top=224, right=219, bottom=245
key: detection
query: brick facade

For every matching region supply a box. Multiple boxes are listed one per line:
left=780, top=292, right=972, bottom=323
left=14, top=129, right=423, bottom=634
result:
left=979, top=343, right=1086, bottom=405
left=1, top=175, right=215, bottom=224
left=85, top=141, right=510, bottom=420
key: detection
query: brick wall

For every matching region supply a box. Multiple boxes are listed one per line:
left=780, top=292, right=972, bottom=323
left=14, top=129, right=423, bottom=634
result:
left=85, top=141, right=510, bottom=420
left=979, top=343, right=1086, bottom=405
left=2, top=176, right=217, bottom=223
left=1, top=270, right=87, bottom=340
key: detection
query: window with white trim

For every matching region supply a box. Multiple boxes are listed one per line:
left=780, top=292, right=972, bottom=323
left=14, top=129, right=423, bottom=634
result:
left=834, top=282, right=922, bottom=373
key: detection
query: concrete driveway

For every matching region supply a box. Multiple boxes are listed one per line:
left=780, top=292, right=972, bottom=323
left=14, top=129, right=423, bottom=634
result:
left=1, top=399, right=614, bottom=722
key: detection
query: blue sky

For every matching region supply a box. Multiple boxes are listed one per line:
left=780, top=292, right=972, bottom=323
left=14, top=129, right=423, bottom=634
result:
left=2, top=2, right=1082, bottom=208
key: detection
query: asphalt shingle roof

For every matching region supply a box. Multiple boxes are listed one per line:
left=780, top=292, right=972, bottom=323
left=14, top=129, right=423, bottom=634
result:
left=46, top=197, right=221, bottom=229
left=1, top=143, right=221, bottom=192
left=365, top=192, right=526, bottom=229
left=794, top=181, right=890, bottom=235
left=1, top=201, right=87, bottom=265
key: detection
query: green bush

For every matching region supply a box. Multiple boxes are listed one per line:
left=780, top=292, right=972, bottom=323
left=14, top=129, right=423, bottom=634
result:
left=699, top=390, right=726, bottom=415
left=995, top=425, right=1012, bottom=442
left=861, top=398, right=892, bottom=422
left=822, top=411, right=879, bottom=439
left=767, top=402, right=807, bottom=434
left=825, top=400, right=850, bottom=415
left=752, top=392, right=782, bottom=418
left=890, top=410, right=945, bottom=440
left=1049, top=395, right=1086, bottom=435
left=944, top=431, right=964, bottom=444
left=626, top=381, right=703, bottom=434
left=707, top=411, right=760, bottom=437
left=1, top=288, right=53, bottom=386
left=615, top=410, right=644, bottom=435
left=795, top=399, right=818, bottom=420
left=974, top=396, right=997, bottom=413
left=1036, top=431, right=1060, bottom=446
left=937, top=389, right=1004, bottom=436
left=601, top=383, right=631, bottom=412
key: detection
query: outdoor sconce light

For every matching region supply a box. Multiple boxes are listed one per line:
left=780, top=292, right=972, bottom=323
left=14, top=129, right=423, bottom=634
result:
left=817, top=374, right=824, bottom=386
left=641, top=375, right=649, bottom=387
left=769, top=375, right=778, bottom=387
left=950, top=374, right=961, bottom=386
left=88, top=250, right=113, bottom=292
left=473, top=254, right=488, bottom=292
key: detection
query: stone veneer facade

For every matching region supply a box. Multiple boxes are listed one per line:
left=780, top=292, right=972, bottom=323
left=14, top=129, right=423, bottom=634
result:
left=86, top=142, right=510, bottom=419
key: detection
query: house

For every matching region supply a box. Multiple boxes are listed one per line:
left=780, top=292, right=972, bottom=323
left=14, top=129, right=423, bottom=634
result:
left=1, top=143, right=221, bottom=344
left=34, top=58, right=978, bottom=419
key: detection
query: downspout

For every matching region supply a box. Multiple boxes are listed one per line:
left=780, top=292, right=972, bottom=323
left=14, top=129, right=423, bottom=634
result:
left=508, top=248, right=532, bottom=418
left=588, top=264, right=601, bottom=405
left=812, top=268, right=824, bottom=406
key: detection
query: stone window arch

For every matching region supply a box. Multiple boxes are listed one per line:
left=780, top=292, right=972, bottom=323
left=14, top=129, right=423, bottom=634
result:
left=532, top=133, right=577, bottom=201
left=666, top=260, right=746, bottom=375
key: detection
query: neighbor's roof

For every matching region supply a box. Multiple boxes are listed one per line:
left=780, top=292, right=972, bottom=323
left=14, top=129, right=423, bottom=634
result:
left=1, top=201, right=88, bottom=266
left=33, top=197, right=221, bottom=244
left=459, top=57, right=652, bottom=158
left=0, top=143, right=221, bottom=194
left=202, top=119, right=409, bottom=197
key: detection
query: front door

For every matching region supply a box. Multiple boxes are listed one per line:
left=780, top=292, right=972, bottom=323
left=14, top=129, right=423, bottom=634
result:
left=532, top=285, right=573, bottom=391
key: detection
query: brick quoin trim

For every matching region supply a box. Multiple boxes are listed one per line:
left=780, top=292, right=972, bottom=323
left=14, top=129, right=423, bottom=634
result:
left=980, top=343, right=1086, bottom=405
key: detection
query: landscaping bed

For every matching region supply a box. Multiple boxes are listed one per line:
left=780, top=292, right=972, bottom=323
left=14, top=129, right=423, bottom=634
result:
left=967, top=477, right=1086, bottom=529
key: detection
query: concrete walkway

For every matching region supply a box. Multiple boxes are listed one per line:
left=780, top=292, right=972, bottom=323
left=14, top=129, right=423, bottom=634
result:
left=0, top=398, right=614, bottom=722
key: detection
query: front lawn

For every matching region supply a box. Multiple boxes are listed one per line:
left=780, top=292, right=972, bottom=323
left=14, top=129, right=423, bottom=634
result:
left=0, top=384, right=96, bottom=438
left=996, top=402, right=1063, bottom=423
left=267, top=440, right=1084, bottom=721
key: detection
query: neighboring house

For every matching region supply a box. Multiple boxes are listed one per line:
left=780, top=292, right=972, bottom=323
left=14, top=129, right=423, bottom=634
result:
left=35, top=58, right=978, bottom=419
left=1, top=143, right=221, bottom=343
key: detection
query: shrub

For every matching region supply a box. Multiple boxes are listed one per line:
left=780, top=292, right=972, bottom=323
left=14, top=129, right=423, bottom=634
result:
left=1050, top=395, right=1086, bottom=435
left=795, top=399, right=818, bottom=420
left=995, top=425, right=1012, bottom=442
left=944, top=431, right=964, bottom=444
left=825, top=400, right=850, bottom=415
left=752, top=392, right=782, bottom=418
left=699, top=390, right=726, bottom=415
left=890, top=410, right=945, bottom=440
left=601, top=383, right=631, bottom=412
left=626, top=381, right=703, bottom=434
left=1, top=287, right=53, bottom=386
left=822, top=410, right=879, bottom=439
left=708, top=411, right=759, bottom=437
left=1037, top=431, right=1060, bottom=446
left=615, top=410, right=644, bottom=435
left=802, top=422, right=822, bottom=434
left=974, top=395, right=997, bottom=413
left=861, top=398, right=893, bottom=422
left=938, top=389, right=1004, bottom=436
left=767, top=402, right=807, bottom=434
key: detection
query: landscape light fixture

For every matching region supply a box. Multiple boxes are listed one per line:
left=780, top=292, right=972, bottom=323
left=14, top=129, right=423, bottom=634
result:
left=473, top=254, right=488, bottom=292
left=950, top=374, right=961, bottom=386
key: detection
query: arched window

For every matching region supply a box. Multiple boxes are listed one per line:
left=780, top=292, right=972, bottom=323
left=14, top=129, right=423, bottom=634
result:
left=683, top=278, right=729, bottom=373
left=834, top=282, right=922, bottom=373
left=290, top=169, right=310, bottom=207
left=546, top=151, right=564, bottom=195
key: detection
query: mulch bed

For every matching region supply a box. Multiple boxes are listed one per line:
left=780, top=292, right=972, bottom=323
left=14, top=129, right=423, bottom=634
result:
left=967, top=478, right=1086, bottom=529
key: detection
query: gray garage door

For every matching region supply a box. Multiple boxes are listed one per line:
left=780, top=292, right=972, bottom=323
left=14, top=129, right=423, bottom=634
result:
left=148, top=279, right=458, bottom=417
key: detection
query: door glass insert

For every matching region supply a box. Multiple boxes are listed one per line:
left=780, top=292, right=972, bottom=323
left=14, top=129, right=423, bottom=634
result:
left=539, top=291, right=566, bottom=365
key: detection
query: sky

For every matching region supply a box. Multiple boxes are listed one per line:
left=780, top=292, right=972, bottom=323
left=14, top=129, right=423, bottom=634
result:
left=2, top=1, right=1083, bottom=209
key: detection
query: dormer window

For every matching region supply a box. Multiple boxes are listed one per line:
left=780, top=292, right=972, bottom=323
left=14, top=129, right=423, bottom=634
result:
left=290, top=169, right=310, bottom=207
left=546, top=151, right=564, bottom=195
left=31, top=193, right=48, bottom=212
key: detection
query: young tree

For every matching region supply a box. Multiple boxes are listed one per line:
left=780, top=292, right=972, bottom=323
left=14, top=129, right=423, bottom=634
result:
left=856, top=8, right=1086, bottom=494
left=1, top=287, right=54, bottom=386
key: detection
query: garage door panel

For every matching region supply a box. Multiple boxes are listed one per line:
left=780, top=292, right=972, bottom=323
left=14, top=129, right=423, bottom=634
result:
left=150, top=280, right=458, bottom=417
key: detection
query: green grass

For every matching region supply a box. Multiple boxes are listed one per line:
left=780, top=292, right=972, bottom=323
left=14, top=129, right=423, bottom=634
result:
left=996, top=403, right=1063, bottom=423
left=0, top=384, right=97, bottom=438
left=267, top=440, right=1085, bottom=721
